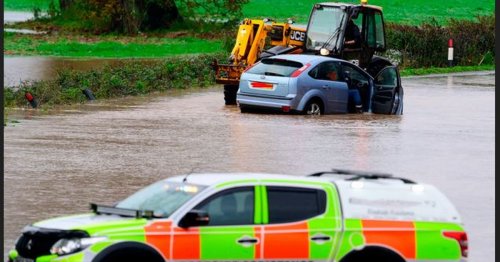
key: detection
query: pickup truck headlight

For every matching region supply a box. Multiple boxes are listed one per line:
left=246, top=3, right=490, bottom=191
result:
left=50, top=236, right=107, bottom=256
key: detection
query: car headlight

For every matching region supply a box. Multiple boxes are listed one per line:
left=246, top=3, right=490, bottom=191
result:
left=50, top=236, right=107, bottom=256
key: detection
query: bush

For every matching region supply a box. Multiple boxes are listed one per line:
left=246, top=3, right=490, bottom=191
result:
left=4, top=53, right=227, bottom=107
left=385, top=15, right=495, bottom=67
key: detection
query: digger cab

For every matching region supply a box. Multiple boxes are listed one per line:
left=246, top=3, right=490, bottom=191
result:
left=305, top=2, right=387, bottom=69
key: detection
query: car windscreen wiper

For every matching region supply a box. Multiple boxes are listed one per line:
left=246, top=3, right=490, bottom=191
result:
left=90, top=203, right=163, bottom=219
left=320, top=13, right=346, bottom=52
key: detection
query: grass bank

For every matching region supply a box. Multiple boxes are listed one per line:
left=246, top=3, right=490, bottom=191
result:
left=399, top=65, right=495, bottom=77
left=4, top=32, right=225, bottom=58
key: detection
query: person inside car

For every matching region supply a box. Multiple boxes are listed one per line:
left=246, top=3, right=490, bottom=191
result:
left=344, top=69, right=363, bottom=113
left=326, top=70, right=338, bottom=81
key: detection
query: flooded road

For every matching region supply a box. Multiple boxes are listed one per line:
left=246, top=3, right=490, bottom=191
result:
left=4, top=72, right=495, bottom=261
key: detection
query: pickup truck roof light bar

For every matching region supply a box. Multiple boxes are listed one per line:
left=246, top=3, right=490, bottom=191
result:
left=90, top=203, right=155, bottom=219
left=308, top=168, right=416, bottom=184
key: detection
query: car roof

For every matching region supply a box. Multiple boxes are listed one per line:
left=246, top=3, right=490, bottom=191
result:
left=263, top=54, right=374, bottom=80
left=264, top=54, right=341, bottom=65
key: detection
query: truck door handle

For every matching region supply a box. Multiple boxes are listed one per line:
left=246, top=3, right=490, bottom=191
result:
left=310, top=234, right=331, bottom=243
left=322, top=85, right=329, bottom=89
left=237, top=236, right=259, bottom=246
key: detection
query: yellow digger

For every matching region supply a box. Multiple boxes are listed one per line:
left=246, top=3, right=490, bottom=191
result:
left=212, top=0, right=394, bottom=105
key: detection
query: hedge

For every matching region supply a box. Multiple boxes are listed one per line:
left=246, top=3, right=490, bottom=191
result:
left=385, top=15, right=495, bottom=67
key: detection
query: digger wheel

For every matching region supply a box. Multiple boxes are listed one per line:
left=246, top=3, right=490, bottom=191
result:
left=224, top=85, right=238, bottom=105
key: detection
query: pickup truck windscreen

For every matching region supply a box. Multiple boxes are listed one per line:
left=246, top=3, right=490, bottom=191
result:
left=116, top=181, right=207, bottom=218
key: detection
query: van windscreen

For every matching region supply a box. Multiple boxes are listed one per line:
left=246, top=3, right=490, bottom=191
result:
left=246, top=59, right=303, bottom=77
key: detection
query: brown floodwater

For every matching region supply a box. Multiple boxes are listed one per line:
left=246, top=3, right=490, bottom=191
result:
left=4, top=72, right=495, bottom=261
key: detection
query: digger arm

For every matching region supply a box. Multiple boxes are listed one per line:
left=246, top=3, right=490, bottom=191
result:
left=213, top=18, right=306, bottom=85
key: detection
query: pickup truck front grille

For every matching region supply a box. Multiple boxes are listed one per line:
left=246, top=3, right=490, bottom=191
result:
left=15, top=226, right=89, bottom=259
left=16, top=233, right=60, bottom=259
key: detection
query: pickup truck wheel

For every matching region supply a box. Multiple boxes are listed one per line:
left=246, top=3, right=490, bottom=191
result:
left=304, top=99, right=323, bottom=115
left=224, top=85, right=238, bottom=105
left=92, top=242, right=164, bottom=262
left=340, top=246, right=405, bottom=262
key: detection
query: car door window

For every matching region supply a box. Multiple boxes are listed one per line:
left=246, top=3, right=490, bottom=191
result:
left=267, top=186, right=326, bottom=224
left=341, top=64, right=369, bottom=86
left=194, top=187, right=254, bottom=226
left=308, top=62, right=341, bottom=81
left=375, top=66, right=398, bottom=87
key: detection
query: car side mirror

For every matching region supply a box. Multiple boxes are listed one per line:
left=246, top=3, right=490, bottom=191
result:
left=179, top=209, right=210, bottom=228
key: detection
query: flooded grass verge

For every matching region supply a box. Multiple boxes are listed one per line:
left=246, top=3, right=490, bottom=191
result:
left=4, top=53, right=227, bottom=108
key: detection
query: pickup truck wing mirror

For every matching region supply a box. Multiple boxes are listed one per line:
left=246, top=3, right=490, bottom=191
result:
left=179, top=209, right=210, bottom=228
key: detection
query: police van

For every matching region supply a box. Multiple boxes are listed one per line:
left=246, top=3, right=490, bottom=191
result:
left=9, top=170, right=467, bottom=262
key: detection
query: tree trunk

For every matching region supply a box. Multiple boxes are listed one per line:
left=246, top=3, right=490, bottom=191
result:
left=143, top=0, right=181, bottom=30
left=59, top=0, right=74, bottom=11
left=121, top=0, right=140, bottom=35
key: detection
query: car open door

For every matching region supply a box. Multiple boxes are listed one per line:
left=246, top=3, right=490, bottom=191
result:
left=371, top=66, right=403, bottom=115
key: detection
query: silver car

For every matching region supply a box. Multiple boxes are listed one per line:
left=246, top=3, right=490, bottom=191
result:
left=237, top=54, right=403, bottom=115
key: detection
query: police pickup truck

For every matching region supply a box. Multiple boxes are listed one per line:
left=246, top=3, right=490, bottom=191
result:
left=9, top=170, right=468, bottom=262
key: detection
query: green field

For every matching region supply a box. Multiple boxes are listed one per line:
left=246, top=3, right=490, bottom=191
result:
left=4, top=0, right=495, bottom=58
left=5, top=0, right=494, bottom=24
left=243, top=0, right=494, bottom=24
left=4, top=0, right=58, bottom=11
left=4, top=33, right=224, bottom=58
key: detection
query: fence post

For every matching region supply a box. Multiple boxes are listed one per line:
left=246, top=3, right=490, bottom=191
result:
left=448, top=38, right=454, bottom=67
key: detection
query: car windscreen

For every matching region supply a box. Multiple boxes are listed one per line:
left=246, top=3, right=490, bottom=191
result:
left=246, top=59, right=303, bottom=77
left=116, top=181, right=207, bottom=218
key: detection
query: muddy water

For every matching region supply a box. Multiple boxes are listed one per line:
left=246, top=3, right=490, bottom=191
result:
left=4, top=57, right=163, bottom=87
left=4, top=72, right=495, bottom=261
